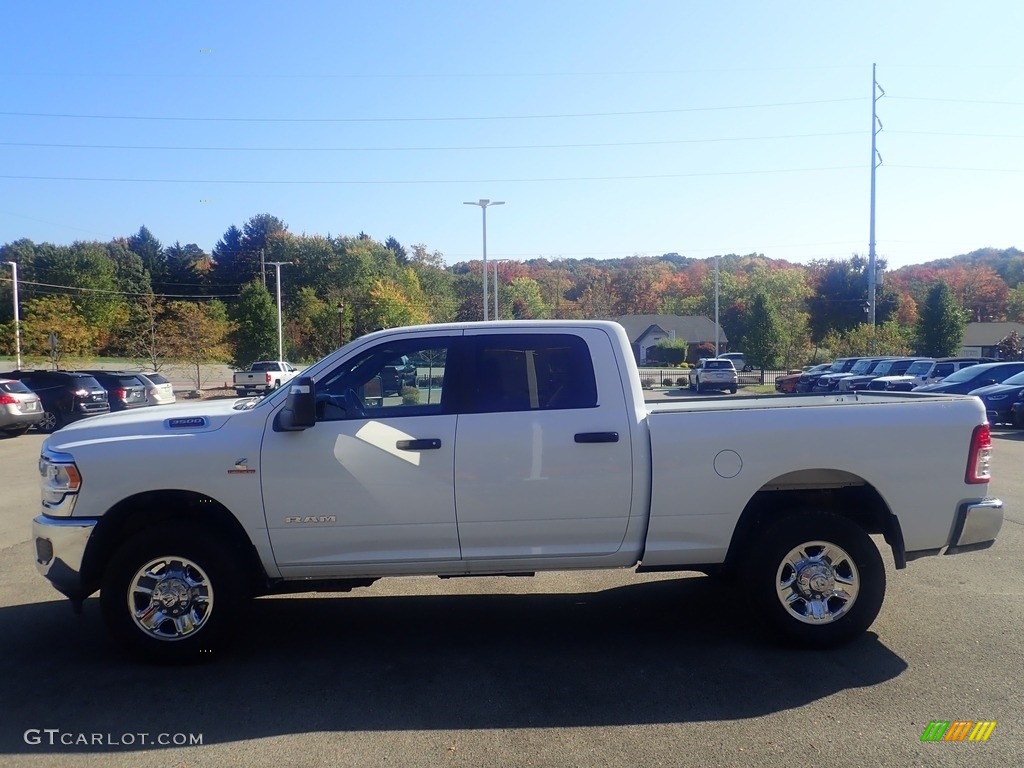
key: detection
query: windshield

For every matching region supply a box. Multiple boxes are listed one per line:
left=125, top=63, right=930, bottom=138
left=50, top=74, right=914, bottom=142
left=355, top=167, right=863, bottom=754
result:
left=942, top=364, right=994, bottom=383
left=905, top=361, right=933, bottom=376
left=704, top=360, right=735, bottom=370
left=872, top=360, right=895, bottom=375
left=999, top=371, right=1024, bottom=386
left=848, top=360, right=873, bottom=374
left=828, top=360, right=847, bottom=372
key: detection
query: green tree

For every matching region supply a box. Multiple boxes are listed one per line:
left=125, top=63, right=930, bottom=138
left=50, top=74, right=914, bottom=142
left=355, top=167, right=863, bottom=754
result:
left=164, top=300, right=234, bottom=390
left=119, top=292, right=176, bottom=372
left=915, top=282, right=966, bottom=356
left=127, top=226, right=165, bottom=286
left=742, top=293, right=784, bottom=369
left=231, top=281, right=279, bottom=368
left=22, top=295, right=97, bottom=363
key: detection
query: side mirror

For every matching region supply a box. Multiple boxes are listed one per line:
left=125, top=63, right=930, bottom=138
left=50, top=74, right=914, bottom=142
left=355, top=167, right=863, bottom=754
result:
left=274, top=376, right=316, bottom=432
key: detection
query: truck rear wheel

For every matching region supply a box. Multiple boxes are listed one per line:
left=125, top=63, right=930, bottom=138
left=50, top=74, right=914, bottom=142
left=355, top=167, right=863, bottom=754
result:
left=101, top=523, right=246, bottom=663
left=742, top=511, right=885, bottom=648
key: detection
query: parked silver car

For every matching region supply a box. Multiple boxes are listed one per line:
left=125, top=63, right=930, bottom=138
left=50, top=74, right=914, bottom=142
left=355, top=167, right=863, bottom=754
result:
left=690, top=358, right=739, bottom=394
left=0, top=377, right=44, bottom=436
left=134, top=372, right=177, bottom=405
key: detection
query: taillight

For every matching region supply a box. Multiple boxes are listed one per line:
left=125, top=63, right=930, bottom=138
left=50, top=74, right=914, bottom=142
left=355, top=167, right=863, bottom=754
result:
left=965, top=423, right=992, bottom=484
left=265, top=373, right=272, bottom=384
left=0, top=394, right=15, bottom=405
left=114, top=388, right=126, bottom=400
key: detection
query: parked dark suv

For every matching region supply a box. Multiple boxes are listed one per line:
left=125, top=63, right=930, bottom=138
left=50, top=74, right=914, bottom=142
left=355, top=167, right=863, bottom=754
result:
left=0, top=370, right=109, bottom=432
left=80, top=371, right=150, bottom=412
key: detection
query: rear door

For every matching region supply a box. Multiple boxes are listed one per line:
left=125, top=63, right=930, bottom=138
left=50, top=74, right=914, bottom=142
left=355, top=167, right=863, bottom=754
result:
left=453, top=329, right=634, bottom=562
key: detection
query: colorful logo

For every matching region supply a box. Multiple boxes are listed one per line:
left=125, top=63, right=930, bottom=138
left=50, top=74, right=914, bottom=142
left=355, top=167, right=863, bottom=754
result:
left=920, top=721, right=996, bottom=742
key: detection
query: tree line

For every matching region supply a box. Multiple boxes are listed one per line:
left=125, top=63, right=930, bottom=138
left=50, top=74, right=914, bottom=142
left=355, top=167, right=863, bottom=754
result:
left=1, top=213, right=1022, bottom=380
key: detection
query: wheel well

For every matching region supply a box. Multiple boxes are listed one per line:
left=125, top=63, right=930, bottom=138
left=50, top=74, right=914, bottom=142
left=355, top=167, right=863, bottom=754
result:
left=722, top=480, right=905, bottom=575
left=80, top=490, right=268, bottom=595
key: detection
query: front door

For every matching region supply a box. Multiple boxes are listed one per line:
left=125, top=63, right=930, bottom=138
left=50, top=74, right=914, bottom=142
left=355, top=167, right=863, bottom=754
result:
left=261, top=333, right=462, bottom=577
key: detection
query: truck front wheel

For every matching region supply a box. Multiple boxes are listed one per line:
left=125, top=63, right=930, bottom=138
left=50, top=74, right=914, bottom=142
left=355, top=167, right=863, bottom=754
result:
left=742, top=511, right=885, bottom=648
left=101, top=524, right=246, bottom=663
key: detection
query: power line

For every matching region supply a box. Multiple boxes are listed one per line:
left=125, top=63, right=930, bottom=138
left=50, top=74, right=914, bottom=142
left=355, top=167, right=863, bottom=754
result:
left=0, top=98, right=864, bottom=124
left=0, top=275, right=238, bottom=299
left=0, top=131, right=861, bottom=153
left=0, top=166, right=863, bottom=185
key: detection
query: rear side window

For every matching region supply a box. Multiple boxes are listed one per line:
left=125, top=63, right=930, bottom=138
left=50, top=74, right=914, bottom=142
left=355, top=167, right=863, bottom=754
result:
left=933, top=363, right=955, bottom=378
left=463, top=334, right=597, bottom=413
left=0, top=380, right=33, bottom=394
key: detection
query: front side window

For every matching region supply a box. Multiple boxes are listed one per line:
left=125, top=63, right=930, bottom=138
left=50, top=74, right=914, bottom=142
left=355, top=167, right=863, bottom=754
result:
left=317, top=338, right=450, bottom=420
left=462, top=334, right=597, bottom=413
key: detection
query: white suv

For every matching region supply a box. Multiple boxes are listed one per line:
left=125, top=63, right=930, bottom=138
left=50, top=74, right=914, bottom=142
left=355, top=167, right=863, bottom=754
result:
left=690, top=358, right=739, bottom=394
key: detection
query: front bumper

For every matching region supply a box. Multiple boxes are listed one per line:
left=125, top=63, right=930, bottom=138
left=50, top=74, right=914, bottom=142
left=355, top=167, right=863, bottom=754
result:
left=32, top=516, right=97, bottom=601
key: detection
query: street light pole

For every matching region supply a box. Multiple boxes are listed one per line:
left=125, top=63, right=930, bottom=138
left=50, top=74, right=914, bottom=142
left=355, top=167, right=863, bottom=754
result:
left=336, top=301, right=345, bottom=347
left=266, top=261, right=291, bottom=361
left=463, top=199, right=504, bottom=321
left=4, top=261, right=21, bottom=370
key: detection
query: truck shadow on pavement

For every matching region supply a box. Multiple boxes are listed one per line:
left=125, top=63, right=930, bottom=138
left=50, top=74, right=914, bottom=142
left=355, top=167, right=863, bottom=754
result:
left=1, top=576, right=907, bottom=752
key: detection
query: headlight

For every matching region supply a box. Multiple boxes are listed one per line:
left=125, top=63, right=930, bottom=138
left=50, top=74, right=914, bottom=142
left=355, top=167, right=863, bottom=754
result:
left=39, top=449, right=82, bottom=510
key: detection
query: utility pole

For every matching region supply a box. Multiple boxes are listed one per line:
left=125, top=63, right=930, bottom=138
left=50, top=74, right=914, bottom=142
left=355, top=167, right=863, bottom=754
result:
left=714, top=255, right=720, bottom=355
left=868, top=63, right=885, bottom=328
left=4, top=261, right=21, bottom=370
left=260, top=248, right=266, bottom=288
left=266, top=261, right=291, bottom=361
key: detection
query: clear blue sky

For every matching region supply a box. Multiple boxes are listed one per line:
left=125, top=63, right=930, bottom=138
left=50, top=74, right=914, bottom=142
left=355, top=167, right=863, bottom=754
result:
left=1, top=1, right=1021, bottom=270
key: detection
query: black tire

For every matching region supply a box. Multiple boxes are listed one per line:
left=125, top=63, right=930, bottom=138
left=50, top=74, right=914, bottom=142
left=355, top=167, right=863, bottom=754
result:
left=740, top=510, right=885, bottom=648
left=36, top=409, right=62, bottom=434
left=2, top=426, right=31, bottom=438
left=729, top=386, right=737, bottom=394
left=695, top=379, right=702, bottom=394
left=101, top=523, right=247, bottom=663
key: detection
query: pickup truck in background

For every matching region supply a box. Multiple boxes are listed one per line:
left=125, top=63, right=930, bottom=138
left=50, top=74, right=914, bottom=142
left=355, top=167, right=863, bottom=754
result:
left=233, top=361, right=299, bottom=396
left=32, top=321, right=1003, bottom=662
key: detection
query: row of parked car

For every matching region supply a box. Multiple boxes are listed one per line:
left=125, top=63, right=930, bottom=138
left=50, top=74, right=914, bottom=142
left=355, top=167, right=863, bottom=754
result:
left=0, top=369, right=176, bottom=437
left=775, top=356, right=1024, bottom=427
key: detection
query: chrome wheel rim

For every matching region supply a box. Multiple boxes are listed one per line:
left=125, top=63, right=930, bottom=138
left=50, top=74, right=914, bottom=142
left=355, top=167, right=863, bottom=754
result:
left=127, top=556, right=214, bottom=641
left=775, top=540, right=859, bottom=624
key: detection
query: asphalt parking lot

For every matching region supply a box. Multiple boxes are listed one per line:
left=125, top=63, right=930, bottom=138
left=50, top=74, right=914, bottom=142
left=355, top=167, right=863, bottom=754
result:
left=0, top=428, right=1021, bottom=768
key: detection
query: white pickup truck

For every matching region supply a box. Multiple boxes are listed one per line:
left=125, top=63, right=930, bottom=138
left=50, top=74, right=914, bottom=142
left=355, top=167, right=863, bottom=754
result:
left=32, top=321, right=1003, bottom=662
left=232, top=360, right=299, bottom=396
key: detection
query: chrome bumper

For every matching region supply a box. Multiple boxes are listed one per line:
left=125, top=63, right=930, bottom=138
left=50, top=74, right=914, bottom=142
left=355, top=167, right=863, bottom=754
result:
left=947, top=498, right=1004, bottom=554
left=32, top=516, right=97, bottom=600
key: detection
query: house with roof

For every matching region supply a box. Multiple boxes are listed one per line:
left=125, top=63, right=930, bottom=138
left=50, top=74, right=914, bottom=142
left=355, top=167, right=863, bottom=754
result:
left=959, top=322, right=1024, bottom=359
left=614, top=314, right=728, bottom=364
